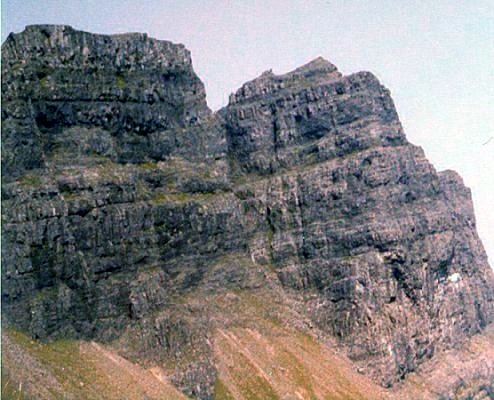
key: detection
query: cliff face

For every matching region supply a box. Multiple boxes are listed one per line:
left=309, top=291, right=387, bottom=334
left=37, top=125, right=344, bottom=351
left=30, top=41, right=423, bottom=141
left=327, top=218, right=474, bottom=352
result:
left=2, top=24, right=223, bottom=176
left=221, top=58, right=494, bottom=387
left=2, top=26, right=494, bottom=400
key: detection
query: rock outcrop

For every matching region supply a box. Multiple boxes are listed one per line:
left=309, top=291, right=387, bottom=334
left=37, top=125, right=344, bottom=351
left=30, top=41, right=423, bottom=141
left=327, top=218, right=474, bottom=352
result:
left=2, top=25, right=493, bottom=399
left=2, top=24, right=223, bottom=176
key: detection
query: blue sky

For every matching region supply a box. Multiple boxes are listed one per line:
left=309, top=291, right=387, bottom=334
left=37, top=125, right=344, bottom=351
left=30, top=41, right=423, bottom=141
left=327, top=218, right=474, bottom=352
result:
left=2, top=0, right=493, bottom=264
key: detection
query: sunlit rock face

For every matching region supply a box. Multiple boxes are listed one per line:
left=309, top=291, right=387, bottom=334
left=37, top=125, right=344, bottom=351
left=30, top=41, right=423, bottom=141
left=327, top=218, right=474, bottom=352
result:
left=2, top=25, right=493, bottom=399
left=220, top=55, right=494, bottom=386
left=1, top=24, right=221, bottom=176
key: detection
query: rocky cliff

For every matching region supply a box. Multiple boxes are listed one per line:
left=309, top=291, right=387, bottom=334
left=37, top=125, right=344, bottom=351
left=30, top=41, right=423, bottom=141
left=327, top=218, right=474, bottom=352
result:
left=2, top=25, right=494, bottom=400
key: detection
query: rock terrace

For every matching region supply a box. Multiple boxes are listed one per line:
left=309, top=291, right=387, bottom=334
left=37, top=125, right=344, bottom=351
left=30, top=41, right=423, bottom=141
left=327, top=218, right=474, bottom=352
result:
left=2, top=25, right=494, bottom=400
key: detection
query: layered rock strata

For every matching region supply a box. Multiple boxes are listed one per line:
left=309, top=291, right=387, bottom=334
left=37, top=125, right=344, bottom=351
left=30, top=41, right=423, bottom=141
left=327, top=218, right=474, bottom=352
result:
left=2, top=25, right=493, bottom=399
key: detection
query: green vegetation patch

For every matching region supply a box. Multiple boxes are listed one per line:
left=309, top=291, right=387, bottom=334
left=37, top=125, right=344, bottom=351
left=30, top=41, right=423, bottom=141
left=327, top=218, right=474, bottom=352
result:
left=116, top=76, right=126, bottom=89
left=231, top=352, right=279, bottom=400
left=139, top=161, right=159, bottom=170
left=213, top=379, right=236, bottom=400
left=39, top=76, right=49, bottom=90
left=151, top=191, right=214, bottom=205
left=276, top=347, right=318, bottom=399
left=1, top=368, right=36, bottom=400
left=17, top=174, right=43, bottom=187
left=4, top=329, right=101, bottom=399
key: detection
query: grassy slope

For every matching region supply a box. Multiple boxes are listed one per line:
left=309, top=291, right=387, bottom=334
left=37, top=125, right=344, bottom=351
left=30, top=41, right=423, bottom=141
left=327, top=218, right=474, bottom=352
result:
left=2, top=323, right=389, bottom=400
left=213, top=326, right=390, bottom=400
left=3, top=255, right=494, bottom=400
left=3, top=302, right=494, bottom=400
left=209, top=290, right=390, bottom=400
left=1, top=328, right=188, bottom=400
left=1, top=285, right=391, bottom=400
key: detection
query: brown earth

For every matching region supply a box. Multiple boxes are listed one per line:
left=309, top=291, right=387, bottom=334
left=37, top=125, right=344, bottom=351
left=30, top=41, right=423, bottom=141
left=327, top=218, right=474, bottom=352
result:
left=1, top=329, right=187, bottom=400
left=4, top=303, right=493, bottom=400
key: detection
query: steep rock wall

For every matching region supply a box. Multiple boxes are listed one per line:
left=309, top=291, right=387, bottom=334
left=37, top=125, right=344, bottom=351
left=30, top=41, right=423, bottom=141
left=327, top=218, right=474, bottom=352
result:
left=222, top=64, right=494, bottom=385
left=1, top=25, right=223, bottom=177
left=2, top=25, right=493, bottom=399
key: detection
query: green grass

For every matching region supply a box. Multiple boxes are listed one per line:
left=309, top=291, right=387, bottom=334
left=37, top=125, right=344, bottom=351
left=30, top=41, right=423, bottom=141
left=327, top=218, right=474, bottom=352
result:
left=139, top=161, right=159, bottom=170
left=276, top=347, right=318, bottom=399
left=4, top=329, right=101, bottom=399
left=116, top=76, right=126, bottom=89
left=213, top=379, right=236, bottom=400
left=39, top=76, right=49, bottom=90
left=151, top=191, right=214, bottom=204
left=1, top=369, right=35, bottom=400
left=17, top=174, right=43, bottom=187
left=229, top=351, right=279, bottom=400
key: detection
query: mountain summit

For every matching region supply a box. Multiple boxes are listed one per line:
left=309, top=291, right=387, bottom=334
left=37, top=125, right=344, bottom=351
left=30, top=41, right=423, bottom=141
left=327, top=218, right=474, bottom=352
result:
left=2, top=25, right=494, bottom=400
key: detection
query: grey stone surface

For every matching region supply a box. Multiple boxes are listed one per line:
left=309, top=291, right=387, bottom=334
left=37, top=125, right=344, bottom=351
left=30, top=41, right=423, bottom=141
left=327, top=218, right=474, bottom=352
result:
left=1, top=25, right=223, bottom=177
left=2, top=25, right=493, bottom=399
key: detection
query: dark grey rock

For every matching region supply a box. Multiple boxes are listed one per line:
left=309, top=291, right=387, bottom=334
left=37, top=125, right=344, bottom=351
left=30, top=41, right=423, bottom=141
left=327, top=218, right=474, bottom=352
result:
left=1, top=25, right=223, bottom=177
left=2, top=25, right=493, bottom=399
